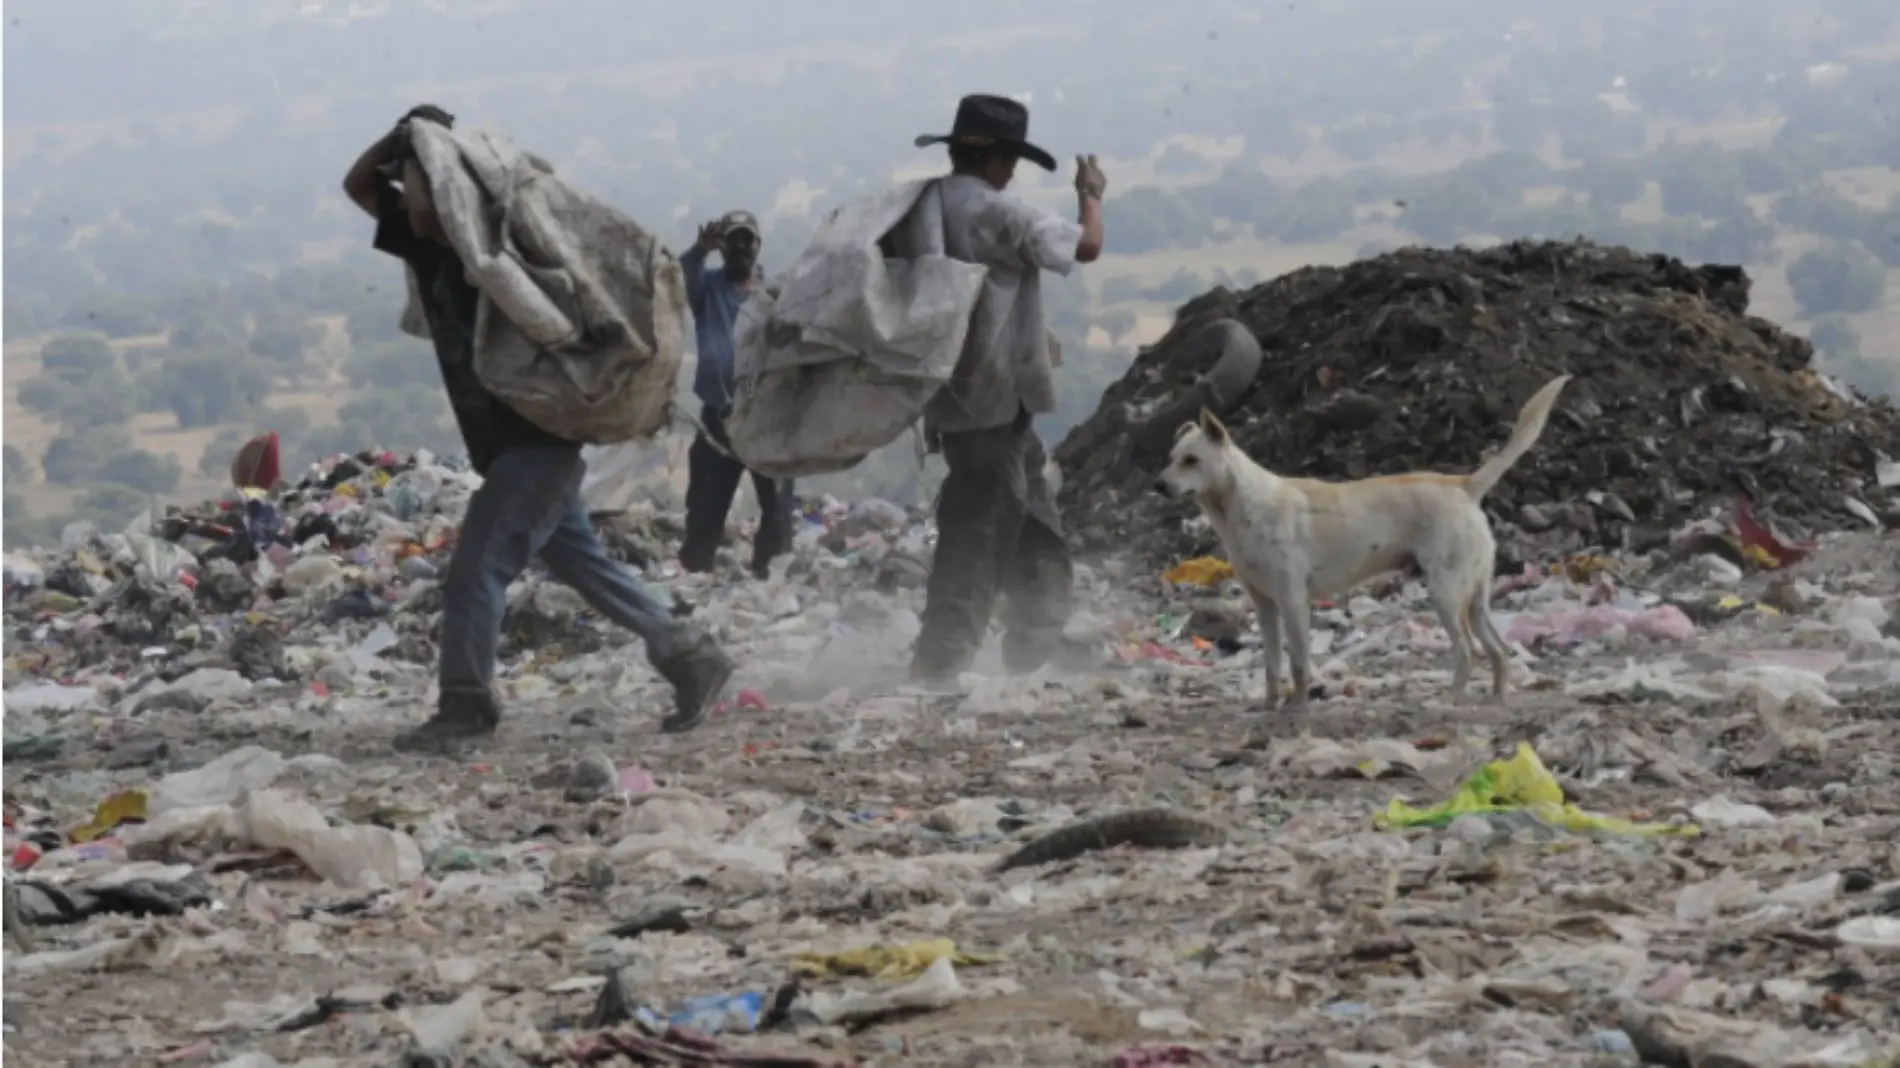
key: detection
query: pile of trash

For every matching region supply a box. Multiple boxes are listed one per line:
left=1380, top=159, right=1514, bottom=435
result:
left=1, top=448, right=940, bottom=706
left=1055, top=239, right=1900, bottom=564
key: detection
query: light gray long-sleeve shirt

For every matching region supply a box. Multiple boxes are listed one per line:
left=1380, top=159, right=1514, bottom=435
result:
left=924, top=174, right=1085, bottom=434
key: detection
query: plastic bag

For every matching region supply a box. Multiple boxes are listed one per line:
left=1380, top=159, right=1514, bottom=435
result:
left=148, top=747, right=287, bottom=816
left=234, top=789, right=422, bottom=890
left=1374, top=743, right=1697, bottom=837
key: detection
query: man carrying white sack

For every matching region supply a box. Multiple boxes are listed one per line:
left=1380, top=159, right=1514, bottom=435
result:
left=341, top=105, right=735, bottom=751
left=908, top=94, right=1107, bottom=683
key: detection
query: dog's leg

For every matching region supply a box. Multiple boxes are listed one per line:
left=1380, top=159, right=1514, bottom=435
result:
left=1427, top=576, right=1475, bottom=703
left=1469, top=584, right=1511, bottom=705
left=1248, top=588, right=1283, bottom=712
left=1280, top=597, right=1313, bottom=710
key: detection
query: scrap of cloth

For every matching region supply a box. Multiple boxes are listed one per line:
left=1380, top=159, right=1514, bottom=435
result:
left=230, top=432, right=281, bottom=491
left=398, top=118, right=688, bottom=445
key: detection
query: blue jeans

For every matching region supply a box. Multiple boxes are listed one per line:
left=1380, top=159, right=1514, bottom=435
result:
left=438, top=445, right=692, bottom=697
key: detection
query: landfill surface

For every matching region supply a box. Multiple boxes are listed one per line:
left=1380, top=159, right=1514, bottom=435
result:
left=6, top=248, right=1900, bottom=1066
left=1056, top=239, right=1900, bottom=566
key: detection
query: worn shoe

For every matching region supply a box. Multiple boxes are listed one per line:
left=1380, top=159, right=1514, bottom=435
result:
left=656, top=635, right=734, bottom=734
left=910, top=638, right=975, bottom=686
left=393, top=689, right=500, bottom=753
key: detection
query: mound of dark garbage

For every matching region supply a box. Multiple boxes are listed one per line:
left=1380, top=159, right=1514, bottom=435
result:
left=1055, top=239, right=1900, bottom=565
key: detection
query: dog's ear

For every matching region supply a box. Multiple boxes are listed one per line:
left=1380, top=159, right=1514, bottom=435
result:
left=1173, top=421, right=1196, bottom=444
left=1198, top=407, right=1228, bottom=444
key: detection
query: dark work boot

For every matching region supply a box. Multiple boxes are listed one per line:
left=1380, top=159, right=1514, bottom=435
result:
left=655, top=633, right=734, bottom=734
left=393, top=688, right=501, bottom=753
left=908, top=639, right=974, bottom=691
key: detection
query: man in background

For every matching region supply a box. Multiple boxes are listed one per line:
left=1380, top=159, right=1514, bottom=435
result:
left=678, top=210, right=796, bottom=579
left=341, top=105, right=736, bottom=750
left=908, top=94, right=1108, bottom=683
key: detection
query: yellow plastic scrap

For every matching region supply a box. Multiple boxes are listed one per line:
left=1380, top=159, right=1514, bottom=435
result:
left=1163, top=557, right=1235, bottom=588
left=69, top=789, right=148, bottom=844
left=1714, top=595, right=1781, bottom=617
left=1373, top=743, right=1697, bottom=838
left=1557, top=554, right=1618, bottom=583
left=791, top=938, right=1002, bottom=980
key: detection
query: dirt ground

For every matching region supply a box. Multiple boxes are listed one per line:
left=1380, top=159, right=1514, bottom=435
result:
left=5, top=529, right=1898, bottom=1066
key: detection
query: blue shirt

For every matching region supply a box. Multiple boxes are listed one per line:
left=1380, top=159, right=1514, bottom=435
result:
left=681, top=247, right=758, bottom=411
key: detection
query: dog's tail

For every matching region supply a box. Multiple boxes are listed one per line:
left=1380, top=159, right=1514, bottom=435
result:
left=1465, top=374, right=1571, bottom=501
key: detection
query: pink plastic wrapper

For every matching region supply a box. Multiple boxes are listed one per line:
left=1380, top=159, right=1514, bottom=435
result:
left=1505, top=603, right=1696, bottom=646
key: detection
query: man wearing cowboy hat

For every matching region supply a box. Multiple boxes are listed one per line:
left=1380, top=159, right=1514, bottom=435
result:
left=908, top=93, right=1108, bottom=683
left=678, top=208, right=796, bottom=580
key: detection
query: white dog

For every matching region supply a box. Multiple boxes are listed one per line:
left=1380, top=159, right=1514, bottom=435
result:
left=1155, top=376, right=1571, bottom=709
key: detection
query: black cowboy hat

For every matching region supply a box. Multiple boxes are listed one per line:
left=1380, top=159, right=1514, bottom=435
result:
left=913, top=94, right=1057, bottom=172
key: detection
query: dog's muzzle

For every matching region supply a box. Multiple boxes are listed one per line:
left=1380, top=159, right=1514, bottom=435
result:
left=1152, top=479, right=1172, bottom=497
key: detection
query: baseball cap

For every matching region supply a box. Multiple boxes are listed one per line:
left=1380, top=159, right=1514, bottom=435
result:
left=719, top=210, right=761, bottom=240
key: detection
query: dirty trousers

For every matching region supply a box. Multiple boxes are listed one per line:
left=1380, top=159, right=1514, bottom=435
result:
left=913, top=410, right=1074, bottom=678
left=438, top=445, right=691, bottom=698
left=680, top=405, right=796, bottom=578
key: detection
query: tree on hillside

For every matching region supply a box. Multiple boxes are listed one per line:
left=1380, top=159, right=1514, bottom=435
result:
left=59, top=293, right=163, bottom=339
left=1692, top=215, right=1776, bottom=265
left=1497, top=195, right=1618, bottom=243
left=41, top=425, right=135, bottom=486
left=1865, top=203, right=1900, bottom=269
left=249, top=309, right=325, bottom=375
left=4, top=444, right=33, bottom=483
left=1809, top=315, right=1861, bottom=360
left=39, top=333, right=116, bottom=380
left=1786, top=243, right=1887, bottom=317
left=1821, top=333, right=1898, bottom=401
left=169, top=305, right=249, bottom=354
left=4, top=291, right=53, bottom=341
left=1452, top=151, right=1551, bottom=201
left=1328, top=119, right=1399, bottom=164
left=1656, top=144, right=1748, bottom=220
left=1095, top=308, right=1138, bottom=342
left=2, top=491, right=61, bottom=548
left=302, top=383, right=461, bottom=459
left=1571, top=158, right=1647, bottom=208
left=266, top=406, right=314, bottom=457
left=1732, top=146, right=1805, bottom=196
left=1252, top=181, right=1359, bottom=244
left=73, top=483, right=152, bottom=530
left=1152, top=144, right=1209, bottom=176
left=344, top=303, right=406, bottom=348
left=1395, top=178, right=1491, bottom=245
left=17, top=374, right=138, bottom=427
left=341, top=338, right=441, bottom=390
left=1141, top=269, right=1208, bottom=304
left=1775, top=187, right=1868, bottom=244
left=1555, top=101, right=1646, bottom=163
left=21, top=334, right=139, bottom=425
left=96, top=449, right=183, bottom=495
left=1099, top=275, right=1143, bottom=304
left=146, top=348, right=271, bottom=429
left=1110, top=188, right=1217, bottom=255
left=1488, top=99, right=1550, bottom=155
